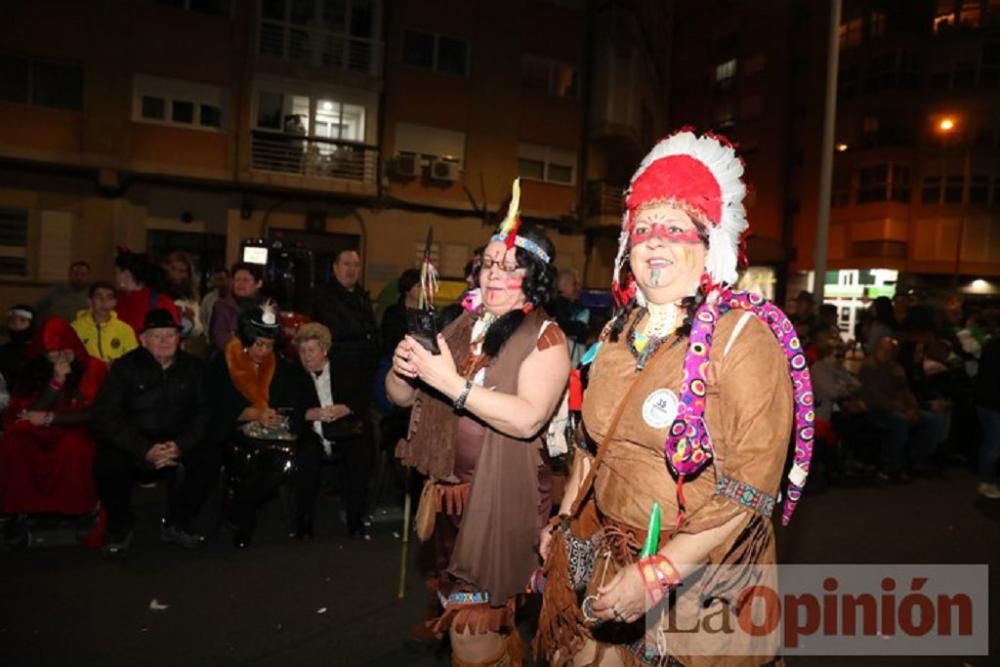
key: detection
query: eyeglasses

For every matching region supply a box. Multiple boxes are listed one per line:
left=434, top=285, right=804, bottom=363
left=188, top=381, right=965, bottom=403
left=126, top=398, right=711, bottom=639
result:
left=480, top=257, right=522, bottom=275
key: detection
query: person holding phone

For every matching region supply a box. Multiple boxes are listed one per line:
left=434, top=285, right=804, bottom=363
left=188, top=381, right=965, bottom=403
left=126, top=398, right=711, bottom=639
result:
left=388, top=180, right=570, bottom=666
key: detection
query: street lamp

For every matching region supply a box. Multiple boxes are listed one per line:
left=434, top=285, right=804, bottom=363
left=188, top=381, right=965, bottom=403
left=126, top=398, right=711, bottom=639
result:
left=933, top=115, right=970, bottom=287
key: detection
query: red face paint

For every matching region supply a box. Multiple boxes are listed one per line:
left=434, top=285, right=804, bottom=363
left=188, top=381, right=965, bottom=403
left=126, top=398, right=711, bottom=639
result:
left=629, top=223, right=703, bottom=246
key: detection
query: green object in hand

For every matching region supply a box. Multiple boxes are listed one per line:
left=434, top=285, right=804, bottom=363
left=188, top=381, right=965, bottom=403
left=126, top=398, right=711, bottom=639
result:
left=639, top=502, right=661, bottom=558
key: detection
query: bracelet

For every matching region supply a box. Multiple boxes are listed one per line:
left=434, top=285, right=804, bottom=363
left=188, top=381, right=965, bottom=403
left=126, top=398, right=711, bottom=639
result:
left=637, top=554, right=681, bottom=606
left=48, top=379, right=64, bottom=391
left=453, top=379, right=473, bottom=411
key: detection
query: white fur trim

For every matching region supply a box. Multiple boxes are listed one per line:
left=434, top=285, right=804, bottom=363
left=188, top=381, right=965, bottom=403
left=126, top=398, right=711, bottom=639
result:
left=626, top=131, right=747, bottom=286
left=788, top=463, right=808, bottom=487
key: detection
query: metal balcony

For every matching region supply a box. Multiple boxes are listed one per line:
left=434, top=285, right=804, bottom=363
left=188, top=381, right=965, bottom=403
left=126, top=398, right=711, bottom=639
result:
left=258, top=22, right=382, bottom=76
left=250, top=131, right=378, bottom=184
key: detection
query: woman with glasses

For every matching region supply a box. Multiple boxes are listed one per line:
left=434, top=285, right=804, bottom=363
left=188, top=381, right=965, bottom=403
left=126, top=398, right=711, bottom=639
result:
left=388, top=180, right=570, bottom=666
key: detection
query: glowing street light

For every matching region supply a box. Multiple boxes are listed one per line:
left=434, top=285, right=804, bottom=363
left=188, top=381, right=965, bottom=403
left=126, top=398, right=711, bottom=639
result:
left=836, top=143, right=848, bottom=152
left=938, top=117, right=955, bottom=132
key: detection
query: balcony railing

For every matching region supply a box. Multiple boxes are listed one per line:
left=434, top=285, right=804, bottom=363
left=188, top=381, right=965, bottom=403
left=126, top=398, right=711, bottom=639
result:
left=259, top=21, right=382, bottom=76
left=251, top=131, right=378, bottom=184
left=586, top=180, right=625, bottom=217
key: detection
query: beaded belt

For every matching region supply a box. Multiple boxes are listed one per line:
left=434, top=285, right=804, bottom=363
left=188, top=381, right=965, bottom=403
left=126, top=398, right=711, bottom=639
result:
left=715, top=475, right=776, bottom=518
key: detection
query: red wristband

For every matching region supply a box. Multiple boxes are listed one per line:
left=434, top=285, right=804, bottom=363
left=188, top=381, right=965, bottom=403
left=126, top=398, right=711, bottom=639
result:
left=637, top=554, right=681, bottom=605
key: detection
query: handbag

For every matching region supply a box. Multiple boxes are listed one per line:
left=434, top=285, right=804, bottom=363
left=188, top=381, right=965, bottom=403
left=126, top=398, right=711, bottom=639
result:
left=414, top=479, right=438, bottom=542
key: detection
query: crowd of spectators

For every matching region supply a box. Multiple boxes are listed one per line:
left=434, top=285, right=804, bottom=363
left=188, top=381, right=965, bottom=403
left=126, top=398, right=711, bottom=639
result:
left=793, top=289, right=1000, bottom=500
left=4, top=250, right=997, bottom=556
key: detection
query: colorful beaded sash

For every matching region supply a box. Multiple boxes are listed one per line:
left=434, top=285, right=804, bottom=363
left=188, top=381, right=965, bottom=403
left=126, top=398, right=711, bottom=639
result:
left=665, top=289, right=814, bottom=526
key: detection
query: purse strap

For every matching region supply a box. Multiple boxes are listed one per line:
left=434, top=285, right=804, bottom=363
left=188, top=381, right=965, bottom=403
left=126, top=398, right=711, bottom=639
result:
left=568, top=338, right=673, bottom=518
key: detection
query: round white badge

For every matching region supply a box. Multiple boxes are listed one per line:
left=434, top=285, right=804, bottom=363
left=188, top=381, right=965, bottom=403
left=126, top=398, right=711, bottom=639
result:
left=642, top=388, right=679, bottom=429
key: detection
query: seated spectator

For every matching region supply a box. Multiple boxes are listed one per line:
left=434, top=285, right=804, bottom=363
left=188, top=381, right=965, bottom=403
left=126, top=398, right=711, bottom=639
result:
left=208, top=304, right=321, bottom=547
left=899, top=339, right=952, bottom=474
left=975, top=312, right=1000, bottom=499
left=71, top=281, right=138, bottom=364
left=92, top=309, right=216, bottom=556
left=34, top=260, right=92, bottom=322
left=791, top=290, right=817, bottom=349
left=0, top=318, right=107, bottom=519
left=295, top=322, right=371, bottom=539
left=814, top=303, right=841, bottom=340
left=810, top=335, right=863, bottom=485
left=209, top=262, right=262, bottom=354
left=865, top=296, right=897, bottom=355
left=113, top=249, right=179, bottom=335
left=859, top=337, right=934, bottom=482
left=0, top=304, right=36, bottom=391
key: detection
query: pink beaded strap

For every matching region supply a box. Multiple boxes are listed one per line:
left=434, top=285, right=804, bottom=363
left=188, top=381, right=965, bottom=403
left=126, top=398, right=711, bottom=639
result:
left=665, top=289, right=814, bottom=526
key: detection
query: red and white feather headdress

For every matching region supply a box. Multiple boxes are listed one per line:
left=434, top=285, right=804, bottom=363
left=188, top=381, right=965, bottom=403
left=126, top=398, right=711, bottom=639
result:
left=612, top=129, right=747, bottom=306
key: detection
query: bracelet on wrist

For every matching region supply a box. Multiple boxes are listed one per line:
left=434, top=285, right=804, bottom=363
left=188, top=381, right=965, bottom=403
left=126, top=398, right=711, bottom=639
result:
left=453, top=379, right=473, bottom=411
left=637, top=554, right=681, bottom=605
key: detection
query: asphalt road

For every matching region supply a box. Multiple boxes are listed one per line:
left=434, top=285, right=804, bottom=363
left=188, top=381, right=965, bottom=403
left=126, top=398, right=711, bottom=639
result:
left=1, top=469, right=997, bottom=666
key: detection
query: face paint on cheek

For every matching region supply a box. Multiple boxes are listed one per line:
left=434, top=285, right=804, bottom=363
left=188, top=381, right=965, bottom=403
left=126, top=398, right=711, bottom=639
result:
left=682, top=246, right=694, bottom=267
left=650, top=268, right=662, bottom=286
left=504, top=275, right=524, bottom=291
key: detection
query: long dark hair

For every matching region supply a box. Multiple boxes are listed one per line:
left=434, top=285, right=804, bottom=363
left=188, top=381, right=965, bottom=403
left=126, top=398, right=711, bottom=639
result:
left=480, top=224, right=558, bottom=358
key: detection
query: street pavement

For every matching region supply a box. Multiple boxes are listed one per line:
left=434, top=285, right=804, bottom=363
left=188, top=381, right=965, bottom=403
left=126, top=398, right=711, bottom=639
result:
left=1, top=469, right=997, bottom=666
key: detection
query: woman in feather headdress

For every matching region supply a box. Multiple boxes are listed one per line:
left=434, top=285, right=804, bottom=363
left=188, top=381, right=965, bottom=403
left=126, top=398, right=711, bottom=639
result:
left=388, top=179, right=570, bottom=666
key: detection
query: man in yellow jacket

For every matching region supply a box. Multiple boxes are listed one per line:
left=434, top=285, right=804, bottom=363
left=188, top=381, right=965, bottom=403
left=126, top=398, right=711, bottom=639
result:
left=71, top=282, right=138, bottom=363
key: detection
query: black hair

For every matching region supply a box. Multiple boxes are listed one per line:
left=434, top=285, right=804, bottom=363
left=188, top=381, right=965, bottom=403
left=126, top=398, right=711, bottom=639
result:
left=872, top=296, right=897, bottom=328
left=230, top=261, right=263, bottom=283
left=114, top=250, right=153, bottom=286
left=16, top=356, right=84, bottom=399
left=397, top=269, right=421, bottom=298
left=481, top=224, right=558, bottom=358
left=333, top=248, right=361, bottom=264
left=88, top=281, right=116, bottom=298
left=70, top=260, right=91, bottom=271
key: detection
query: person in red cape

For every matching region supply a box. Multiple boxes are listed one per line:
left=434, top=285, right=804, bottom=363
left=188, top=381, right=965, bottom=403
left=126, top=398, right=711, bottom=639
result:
left=0, top=317, right=108, bottom=517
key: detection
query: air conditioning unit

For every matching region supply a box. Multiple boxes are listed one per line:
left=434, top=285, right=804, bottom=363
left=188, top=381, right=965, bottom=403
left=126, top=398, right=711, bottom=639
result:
left=390, top=153, right=419, bottom=178
left=429, top=159, right=460, bottom=183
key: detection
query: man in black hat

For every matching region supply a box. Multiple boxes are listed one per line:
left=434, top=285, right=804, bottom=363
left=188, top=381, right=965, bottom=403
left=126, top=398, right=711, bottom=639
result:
left=92, top=308, right=218, bottom=556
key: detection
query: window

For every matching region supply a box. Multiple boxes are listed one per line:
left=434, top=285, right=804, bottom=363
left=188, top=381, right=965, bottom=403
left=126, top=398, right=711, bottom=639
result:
left=714, top=103, right=735, bottom=131
left=254, top=89, right=367, bottom=143
left=838, top=65, right=859, bottom=99
left=522, top=56, right=580, bottom=98
left=0, top=208, right=28, bottom=276
left=934, top=0, right=957, bottom=32
left=715, top=59, right=737, bottom=92
left=402, top=30, right=469, bottom=76
left=153, top=0, right=231, bottom=16
left=865, top=51, right=897, bottom=93
left=960, top=0, right=982, bottom=27
left=922, top=175, right=942, bottom=204
left=258, top=0, right=377, bottom=74
left=890, top=165, right=911, bottom=202
left=132, top=74, right=227, bottom=131
left=944, top=175, right=964, bottom=203
left=857, top=164, right=889, bottom=203
left=970, top=174, right=989, bottom=204
left=869, top=10, right=886, bottom=37
left=517, top=144, right=576, bottom=185
left=394, top=122, right=464, bottom=168
left=0, top=54, right=82, bottom=111
left=839, top=16, right=863, bottom=48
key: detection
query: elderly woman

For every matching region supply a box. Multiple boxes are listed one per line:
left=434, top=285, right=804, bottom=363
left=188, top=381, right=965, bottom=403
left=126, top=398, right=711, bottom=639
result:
left=208, top=303, right=322, bottom=547
left=0, top=318, right=107, bottom=530
left=388, top=180, right=570, bottom=666
left=536, top=131, right=814, bottom=666
left=294, top=322, right=371, bottom=539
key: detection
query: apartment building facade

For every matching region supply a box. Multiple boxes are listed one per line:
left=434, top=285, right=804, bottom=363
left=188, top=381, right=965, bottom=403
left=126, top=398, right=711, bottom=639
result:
left=0, top=0, right=672, bottom=311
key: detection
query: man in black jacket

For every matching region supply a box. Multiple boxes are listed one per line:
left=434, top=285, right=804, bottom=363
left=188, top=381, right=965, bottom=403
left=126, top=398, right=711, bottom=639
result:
left=92, top=309, right=218, bottom=555
left=310, top=249, right=379, bottom=415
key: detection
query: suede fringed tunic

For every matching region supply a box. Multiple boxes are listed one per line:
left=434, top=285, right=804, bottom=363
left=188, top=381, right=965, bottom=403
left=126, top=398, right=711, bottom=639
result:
left=577, top=310, right=793, bottom=666
left=397, top=310, right=563, bottom=607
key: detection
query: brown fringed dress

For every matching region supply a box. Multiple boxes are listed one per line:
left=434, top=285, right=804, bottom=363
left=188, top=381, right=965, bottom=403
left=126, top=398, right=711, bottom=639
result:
left=539, top=310, right=793, bottom=667
left=397, top=309, right=566, bottom=635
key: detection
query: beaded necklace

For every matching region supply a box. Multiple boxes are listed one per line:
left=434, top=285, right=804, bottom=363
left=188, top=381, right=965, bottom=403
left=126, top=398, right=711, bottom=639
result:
left=627, top=302, right=680, bottom=370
